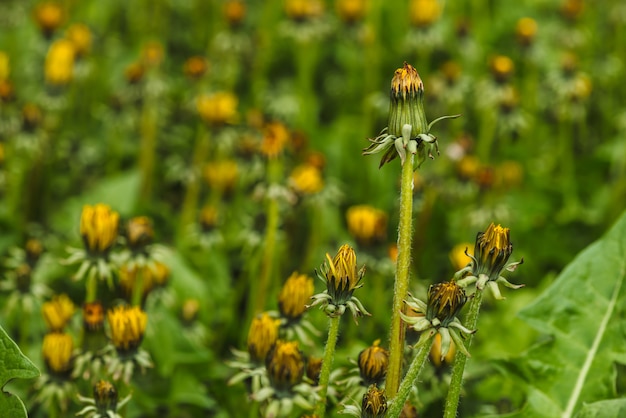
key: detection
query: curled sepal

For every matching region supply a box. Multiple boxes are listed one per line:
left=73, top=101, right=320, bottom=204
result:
left=427, top=114, right=462, bottom=132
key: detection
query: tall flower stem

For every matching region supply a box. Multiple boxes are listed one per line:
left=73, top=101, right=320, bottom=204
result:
left=443, top=289, right=484, bottom=418
left=138, top=92, right=158, bottom=209
left=252, top=158, right=283, bottom=315
left=387, top=336, right=434, bottom=418
left=178, top=124, right=210, bottom=245
left=86, top=270, right=98, bottom=303
left=314, top=315, right=341, bottom=418
left=386, top=153, right=415, bottom=397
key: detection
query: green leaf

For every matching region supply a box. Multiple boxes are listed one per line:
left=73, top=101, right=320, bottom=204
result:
left=0, top=325, right=40, bottom=417
left=510, top=212, right=626, bottom=417
left=574, top=398, right=626, bottom=418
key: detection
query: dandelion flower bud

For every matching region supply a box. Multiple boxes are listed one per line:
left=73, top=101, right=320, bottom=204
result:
left=278, top=272, right=314, bottom=321
left=125, top=216, right=154, bottom=250
left=516, top=17, right=538, bottom=47
left=80, top=204, right=120, bottom=254
left=42, top=294, right=75, bottom=332
left=361, top=385, right=387, bottom=418
left=266, top=340, right=305, bottom=392
left=426, top=281, right=467, bottom=327
left=83, top=301, right=105, bottom=332
left=107, top=305, right=147, bottom=353
left=346, top=205, right=387, bottom=246
left=93, top=380, right=119, bottom=412
left=34, top=2, right=64, bottom=37
left=472, top=223, right=513, bottom=281
left=43, top=332, right=73, bottom=374
left=289, top=163, right=324, bottom=195
left=247, top=312, right=280, bottom=363
left=66, top=23, right=92, bottom=57
left=196, top=92, right=238, bottom=127
left=389, top=62, right=427, bottom=138
left=358, top=340, right=389, bottom=386
left=45, top=39, right=75, bottom=86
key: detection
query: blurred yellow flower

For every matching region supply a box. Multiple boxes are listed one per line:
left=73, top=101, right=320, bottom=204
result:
left=45, top=39, right=75, bottom=86
left=260, top=122, right=290, bottom=158
left=183, top=56, right=208, bottom=79
left=278, top=272, right=314, bottom=320
left=224, top=0, right=246, bottom=26
left=346, top=205, right=387, bottom=245
left=0, top=52, right=9, bottom=81
left=83, top=301, right=104, bottom=331
left=66, top=23, right=92, bottom=57
left=266, top=340, right=305, bottom=391
left=516, top=17, right=538, bottom=46
left=107, top=305, right=148, bottom=352
left=204, top=159, right=239, bottom=193
left=289, top=163, right=324, bottom=194
left=336, top=0, right=368, bottom=24
left=196, top=92, right=238, bottom=126
left=449, top=243, right=472, bottom=271
left=43, top=332, right=73, bottom=374
left=199, top=205, right=219, bottom=231
left=125, top=216, right=154, bottom=249
left=43, top=294, right=75, bottom=332
left=34, top=2, right=64, bottom=37
left=247, top=312, right=281, bottom=363
left=490, top=55, right=514, bottom=82
left=285, top=0, right=325, bottom=21
left=409, top=0, right=441, bottom=27
left=80, top=204, right=120, bottom=254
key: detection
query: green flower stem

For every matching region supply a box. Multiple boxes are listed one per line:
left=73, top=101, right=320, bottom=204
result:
left=178, top=124, right=211, bottom=245
left=387, top=336, right=434, bottom=418
left=386, top=153, right=415, bottom=398
left=252, top=158, right=283, bottom=315
left=296, top=42, right=318, bottom=134
left=138, top=92, right=158, bottom=208
left=476, top=110, right=497, bottom=164
left=443, top=289, right=484, bottom=418
left=314, top=315, right=341, bottom=418
left=86, top=270, right=98, bottom=303
left=132, top=268, right=144, bottom=307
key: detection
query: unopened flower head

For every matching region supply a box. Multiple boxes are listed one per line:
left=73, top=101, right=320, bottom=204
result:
left=247, top=312, right=280, bottom=363
left=326, top=244, right=360, bottom=301
left=278, top=272, right=315, bottom=321
left=80, top=204, right=119, bottom=255
left=43, top=332, right=74, bottom=375
left=107, top=305, right=147, bottom=353
left=364, top=62, right=459, bottom=168
left=455, top=223, right=524, bottom=299
left=361, top=385, right=387, bottom=418
left=266, top=340, right=305, bottom=393
left=426, top=281, right=467, bottom=327
left=402, top=281, right=475, bottom=359
left=310, top=244, right=370, bottom=320
left=346, top=205, right=388, bottom=246
left=94, top=380, right=118, bottom=412
left=199, top=205, right=219, bottom=231
left=284, top=0, right=325, bottom=22
left=125, top=216, right=154, bottom=250
left=473, top=223, right=512, bottom=280
left=83, top=301, right=104, bottom=331
left=306, top=356, right=322, bottom=385
left=490, top=55, right=514, bottom=83
left=358, top=340, right=389, bottom=386
left=43, top=294, right=75, bottom=332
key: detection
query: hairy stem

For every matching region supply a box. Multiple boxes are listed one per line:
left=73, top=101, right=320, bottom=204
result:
left=443, top=289, right=484, bottom=418
left=387, top=336, right=434, bottom=418
left=386, top=153, right=415, bottom=397
left=314, top=315, right=341, bottom=418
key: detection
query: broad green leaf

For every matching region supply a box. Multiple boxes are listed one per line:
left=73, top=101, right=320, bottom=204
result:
left=510, top=212, right=626, bottom=417
left=0, top=325, right=40, bottom=418
left=574, top=398, right=626, bottom=418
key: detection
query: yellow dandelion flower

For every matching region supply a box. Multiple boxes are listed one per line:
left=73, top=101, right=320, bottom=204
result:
left=42, top=294, right=75, bottom=332
left=80, top=204, right=120, bottom=254
left=196, top=92, right=238, bottom=126
left=66, top=23, right=92, bottom=57
left=358, top=340, right=389, bottom=386
left=45, top=39, right=75, bottom=86
left=289, top=163, right=324, bottom=195
left=266, top=340, right=305, bottom=391
left=260, top=122, right=290, bottom=159
left=247, top=312, right=281, bottom=363
left=409, top=0, right=441, bottom=27
left=346, top=205, right=387, bottom=245
left=107, top=305, right=148, bottom=352
left=278, top=272, right=315, bottom=320
left=43, top=332, right=73, bottom=374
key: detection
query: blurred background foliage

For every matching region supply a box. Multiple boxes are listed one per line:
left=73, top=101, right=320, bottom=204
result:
left=0, top=0, right=625, bottom=416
